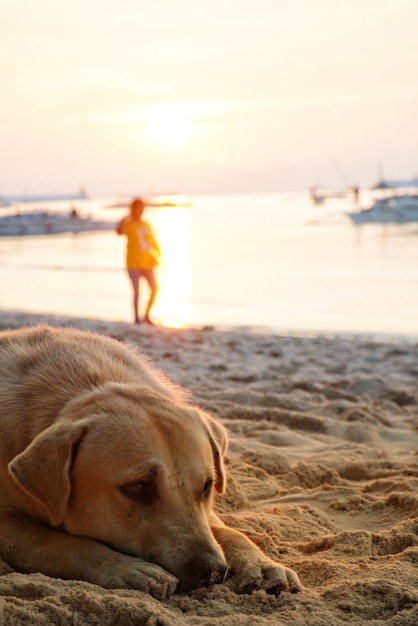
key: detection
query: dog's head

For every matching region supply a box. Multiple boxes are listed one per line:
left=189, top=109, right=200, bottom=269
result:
left=8, top=383, right=228, bottom=591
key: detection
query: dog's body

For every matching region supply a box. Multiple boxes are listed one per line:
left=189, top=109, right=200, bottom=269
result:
left=0, top=325, right=301, bottom=599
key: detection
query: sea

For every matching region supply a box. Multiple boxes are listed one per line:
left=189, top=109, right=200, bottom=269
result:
left=1, top=191, right=418, bottom=341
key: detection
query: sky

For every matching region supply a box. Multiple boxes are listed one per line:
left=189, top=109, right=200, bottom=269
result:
left=1, top=0, right=418, bottom=196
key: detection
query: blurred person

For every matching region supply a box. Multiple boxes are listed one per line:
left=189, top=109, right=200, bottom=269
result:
left=352, top=185, right=360, bottom=209
left=116, top=198, right=161, bottom=325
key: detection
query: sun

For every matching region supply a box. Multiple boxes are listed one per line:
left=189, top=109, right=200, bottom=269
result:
left=143, top=102, right=192, bottom=151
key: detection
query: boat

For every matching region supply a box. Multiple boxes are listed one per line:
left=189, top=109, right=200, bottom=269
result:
left=0, top=209, right=116, bottom=237
left=371, top=177, right=418, bottom=190
left=106, top=193, right=191, bottom=209
left=146, top=193, right=190, bottom=208
left=0, top=188, right=88, bottom=207
left=310, top=187, right=349, bottom=205
left=348, top=193, right=418, bottom=224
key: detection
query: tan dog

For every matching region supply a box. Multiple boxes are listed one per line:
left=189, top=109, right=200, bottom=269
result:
left=0, top=325, right=301, bottom=600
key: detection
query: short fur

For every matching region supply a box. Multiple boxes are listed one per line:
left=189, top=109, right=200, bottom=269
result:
left=0, top=325, right=301, bottom=599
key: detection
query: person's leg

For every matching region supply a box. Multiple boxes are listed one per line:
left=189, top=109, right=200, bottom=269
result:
left=142, top=269, right=158, bottom=324
left=127, top=270, right=141, bottom=323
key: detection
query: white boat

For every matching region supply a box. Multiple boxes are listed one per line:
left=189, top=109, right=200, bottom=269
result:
left=0, top=209, right=116, bottom=237
left=348, top=193, right=418, bottom=224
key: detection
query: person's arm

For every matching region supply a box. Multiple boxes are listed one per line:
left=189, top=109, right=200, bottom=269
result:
left=115, top=216, right=129, bottom=235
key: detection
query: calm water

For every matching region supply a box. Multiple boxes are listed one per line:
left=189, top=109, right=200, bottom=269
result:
left=1, top=192, right=418, bottom=339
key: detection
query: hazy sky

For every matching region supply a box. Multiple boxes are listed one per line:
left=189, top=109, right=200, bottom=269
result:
left=1, top=0, right=418, bottom=196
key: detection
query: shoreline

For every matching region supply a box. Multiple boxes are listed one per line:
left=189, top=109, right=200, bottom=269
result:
left=1, top=308, right=417, bottom=346
left=0, top=310, right=417, bottom=624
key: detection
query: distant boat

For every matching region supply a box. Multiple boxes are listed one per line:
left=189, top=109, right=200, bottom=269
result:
left=106, top=193, right=190, bottom=209
left=146, top=193, right=190, bottom=208
left=0, top=209, right=116, bottom=237
left=371, top=177, right=418, bottom=190
left=348, top=193, right=418, bottom=224
left=309, top=187, right=348, bottom=205
left=0, top=188, right=88, bottom=206
left=106, top=193, right=191, bottom=210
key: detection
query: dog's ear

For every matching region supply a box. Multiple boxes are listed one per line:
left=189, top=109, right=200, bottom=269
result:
left=8, top=419, right=89, bottom=526
left=202, top=412, right=228, bottom=495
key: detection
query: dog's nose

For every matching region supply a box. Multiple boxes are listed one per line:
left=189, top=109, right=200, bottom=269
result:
left=177, top=553, right=227, bottom=592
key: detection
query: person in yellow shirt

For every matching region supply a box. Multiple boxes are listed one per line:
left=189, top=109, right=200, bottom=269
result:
left=116, top=197, right=161, bottom=325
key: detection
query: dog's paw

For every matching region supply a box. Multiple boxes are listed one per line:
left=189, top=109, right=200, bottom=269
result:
left=142, top=563, right=179, bottom=600
left=229, top=557, right=302, bottom=596
left=96, top=556, right=178, bottom=600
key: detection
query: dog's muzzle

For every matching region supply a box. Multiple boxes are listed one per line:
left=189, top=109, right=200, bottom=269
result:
left=176, top=552, right=227, bottom=592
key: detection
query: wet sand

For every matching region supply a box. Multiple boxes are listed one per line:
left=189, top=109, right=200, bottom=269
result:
left=0, top=311, right=417, bottom=625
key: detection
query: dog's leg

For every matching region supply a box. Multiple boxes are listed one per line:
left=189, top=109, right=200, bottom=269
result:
left=210, top=514, right=301, bottom=596
left=0, top=511, right=178, bottom=600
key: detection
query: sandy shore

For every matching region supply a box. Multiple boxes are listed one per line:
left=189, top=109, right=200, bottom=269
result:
left=0, top=311, right=417, bottom=625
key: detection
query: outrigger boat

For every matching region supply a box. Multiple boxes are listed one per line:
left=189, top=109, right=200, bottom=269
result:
left=0, top=209, right=116, bottom=237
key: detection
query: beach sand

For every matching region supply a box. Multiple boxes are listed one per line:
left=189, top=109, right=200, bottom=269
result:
left=0, top=311, right=417, bottom=625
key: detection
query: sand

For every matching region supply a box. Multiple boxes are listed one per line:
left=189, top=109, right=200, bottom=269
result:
left=0, top=311, right=417, bottom=625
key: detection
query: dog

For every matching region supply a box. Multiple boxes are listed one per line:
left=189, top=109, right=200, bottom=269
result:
left=0, top=325, right=301, bottom=600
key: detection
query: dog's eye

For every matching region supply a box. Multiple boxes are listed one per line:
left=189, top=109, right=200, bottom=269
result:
left=202, top=478, right=213, bottom=499
left=121, top=481, right=155, bottom=505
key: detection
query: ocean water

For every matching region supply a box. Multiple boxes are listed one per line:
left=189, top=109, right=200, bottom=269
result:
left=1, top=191, right=418, bottom=339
